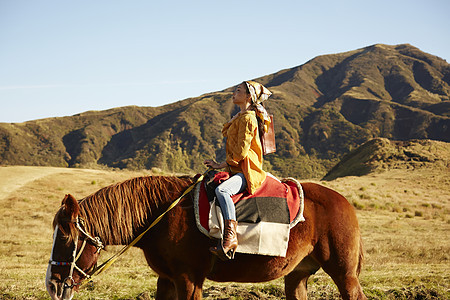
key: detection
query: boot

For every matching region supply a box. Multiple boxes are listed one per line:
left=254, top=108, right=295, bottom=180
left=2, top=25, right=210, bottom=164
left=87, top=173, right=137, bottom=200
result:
left=209, top=219, right=238, bottom=260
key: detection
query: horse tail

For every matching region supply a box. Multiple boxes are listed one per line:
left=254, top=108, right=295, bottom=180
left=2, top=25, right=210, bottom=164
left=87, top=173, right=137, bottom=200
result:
left=356, top=234, right=364, bottom=276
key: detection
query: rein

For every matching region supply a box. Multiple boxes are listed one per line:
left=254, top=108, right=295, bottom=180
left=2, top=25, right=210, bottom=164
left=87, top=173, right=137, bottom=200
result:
left=78, top=169, right=210, bottom=287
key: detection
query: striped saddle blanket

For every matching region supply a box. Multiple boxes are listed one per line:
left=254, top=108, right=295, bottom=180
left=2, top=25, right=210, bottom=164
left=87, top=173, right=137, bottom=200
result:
left=193, top=171, right=305, bottom=257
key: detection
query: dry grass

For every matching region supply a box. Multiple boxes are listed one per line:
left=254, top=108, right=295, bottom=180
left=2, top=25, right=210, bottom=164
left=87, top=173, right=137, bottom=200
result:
left=0, top=166, right=449, bottom=299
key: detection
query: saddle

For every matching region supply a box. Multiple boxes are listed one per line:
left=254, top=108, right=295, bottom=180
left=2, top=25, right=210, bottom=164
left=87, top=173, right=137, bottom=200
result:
left=194, top=171, right=305, bottom=257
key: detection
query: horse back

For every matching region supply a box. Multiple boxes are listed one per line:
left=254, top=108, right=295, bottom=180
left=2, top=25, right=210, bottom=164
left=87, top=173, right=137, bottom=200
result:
left=300, top=181, right=360, bottom=230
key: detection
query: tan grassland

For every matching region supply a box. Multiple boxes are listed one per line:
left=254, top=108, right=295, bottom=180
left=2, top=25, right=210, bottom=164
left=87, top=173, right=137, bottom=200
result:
left=0, top=166, right=448, bottom=299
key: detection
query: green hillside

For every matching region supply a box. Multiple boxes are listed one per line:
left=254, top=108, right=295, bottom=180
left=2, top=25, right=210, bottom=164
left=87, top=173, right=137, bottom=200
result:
left=0, top=44, right=449, bottom=178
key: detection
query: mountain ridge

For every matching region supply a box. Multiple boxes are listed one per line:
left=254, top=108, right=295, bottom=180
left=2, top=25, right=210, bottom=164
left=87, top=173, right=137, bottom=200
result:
left=1, top=43, right=449, bottom=178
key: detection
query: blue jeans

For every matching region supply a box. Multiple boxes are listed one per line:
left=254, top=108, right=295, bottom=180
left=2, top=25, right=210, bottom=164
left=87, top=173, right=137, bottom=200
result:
left=215, top=173, right=247, bottom=221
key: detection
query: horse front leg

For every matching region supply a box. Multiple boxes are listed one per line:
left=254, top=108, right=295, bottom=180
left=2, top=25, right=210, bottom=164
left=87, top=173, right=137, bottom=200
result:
left=173, top=274, right=204, bottom=300
left=155, top=277, right=177, bottom=300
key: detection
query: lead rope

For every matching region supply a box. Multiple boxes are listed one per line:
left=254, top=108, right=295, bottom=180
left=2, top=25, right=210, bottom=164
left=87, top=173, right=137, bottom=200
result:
left=80, top=168, right=211, bottom=287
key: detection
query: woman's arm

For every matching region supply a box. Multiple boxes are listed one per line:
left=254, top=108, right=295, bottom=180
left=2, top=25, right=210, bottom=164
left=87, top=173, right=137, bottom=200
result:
left=203, top=159, right=228, bottom=169
left=231, top=113, right=257, bottom=162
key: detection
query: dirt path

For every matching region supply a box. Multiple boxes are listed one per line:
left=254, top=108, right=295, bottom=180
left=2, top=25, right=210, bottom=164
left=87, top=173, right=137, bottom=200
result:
left=0, top=166, right=72, bottom=200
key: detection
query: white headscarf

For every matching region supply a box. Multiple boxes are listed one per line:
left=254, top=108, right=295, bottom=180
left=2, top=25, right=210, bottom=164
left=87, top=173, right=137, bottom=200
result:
left=245, top=81, right=272, bottom=132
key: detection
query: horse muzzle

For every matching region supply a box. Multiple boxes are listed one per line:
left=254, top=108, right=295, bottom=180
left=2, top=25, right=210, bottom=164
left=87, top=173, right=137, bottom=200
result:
left=46, top=265, right=75, bottom=300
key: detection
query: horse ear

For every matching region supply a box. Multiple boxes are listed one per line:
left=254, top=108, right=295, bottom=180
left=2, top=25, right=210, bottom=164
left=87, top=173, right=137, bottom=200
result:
left=62, top=194, right=79, bottom=219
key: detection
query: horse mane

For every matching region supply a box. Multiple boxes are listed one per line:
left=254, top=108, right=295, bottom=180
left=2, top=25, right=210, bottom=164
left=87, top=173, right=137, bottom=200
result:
left=55, top=175, right=194, bottom=245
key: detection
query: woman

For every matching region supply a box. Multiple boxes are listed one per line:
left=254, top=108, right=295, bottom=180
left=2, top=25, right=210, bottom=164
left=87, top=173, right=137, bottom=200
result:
left=204, top=80, right=272, bottom=260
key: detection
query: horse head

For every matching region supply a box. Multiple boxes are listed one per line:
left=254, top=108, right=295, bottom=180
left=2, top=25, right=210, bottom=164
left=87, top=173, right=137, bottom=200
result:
left=46, top=194, right=103, bottom=300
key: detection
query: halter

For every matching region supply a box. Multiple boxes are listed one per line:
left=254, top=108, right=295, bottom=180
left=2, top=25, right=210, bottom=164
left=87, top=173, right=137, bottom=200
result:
left=48, top=217, right=104, bottom=290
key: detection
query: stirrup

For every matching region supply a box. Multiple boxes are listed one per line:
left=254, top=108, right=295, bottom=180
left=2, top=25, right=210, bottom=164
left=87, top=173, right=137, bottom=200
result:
left=209, top=242, right=236, bottom=261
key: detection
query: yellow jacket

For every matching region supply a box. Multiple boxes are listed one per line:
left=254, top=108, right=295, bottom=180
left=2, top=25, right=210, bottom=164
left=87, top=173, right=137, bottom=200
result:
left=222, top=110, right=266, bottom=194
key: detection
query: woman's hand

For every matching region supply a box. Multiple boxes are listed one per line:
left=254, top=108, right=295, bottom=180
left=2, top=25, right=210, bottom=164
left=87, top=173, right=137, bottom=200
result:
left=204, top=159, right=226, bottom=170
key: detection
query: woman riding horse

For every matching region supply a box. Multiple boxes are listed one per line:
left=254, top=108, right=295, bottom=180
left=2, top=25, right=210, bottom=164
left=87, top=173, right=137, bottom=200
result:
left=204, top=80, right=272, bottom=260
left=47, top=81, right=366, bottom=299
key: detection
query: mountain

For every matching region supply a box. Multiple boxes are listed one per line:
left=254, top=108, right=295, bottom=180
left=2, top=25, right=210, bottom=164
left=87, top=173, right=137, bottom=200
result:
left=1, top=44, right=449, bottom=179
left=322, top=138, right=450, bottom=180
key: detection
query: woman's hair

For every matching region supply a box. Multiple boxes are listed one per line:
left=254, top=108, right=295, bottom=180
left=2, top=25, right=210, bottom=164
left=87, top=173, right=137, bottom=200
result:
left=243, top=82, right=266, bottom=144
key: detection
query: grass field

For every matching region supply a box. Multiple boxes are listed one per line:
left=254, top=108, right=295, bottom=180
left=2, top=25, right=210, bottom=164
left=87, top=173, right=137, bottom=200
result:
left=0, top=166, right=448, bottom=299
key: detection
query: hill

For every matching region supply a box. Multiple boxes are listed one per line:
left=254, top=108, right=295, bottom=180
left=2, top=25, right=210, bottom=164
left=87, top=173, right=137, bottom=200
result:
left=0, top=43, right=449, bottom=178
left=322, top=138, right=450, bottom=180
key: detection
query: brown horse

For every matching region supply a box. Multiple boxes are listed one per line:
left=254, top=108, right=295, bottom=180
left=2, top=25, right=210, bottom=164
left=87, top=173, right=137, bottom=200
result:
left=46, top=175, right=366, bottom=300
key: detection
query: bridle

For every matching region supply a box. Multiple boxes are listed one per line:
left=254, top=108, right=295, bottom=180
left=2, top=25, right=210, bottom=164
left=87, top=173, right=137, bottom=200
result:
left=48, top=216, right=104, bottom=290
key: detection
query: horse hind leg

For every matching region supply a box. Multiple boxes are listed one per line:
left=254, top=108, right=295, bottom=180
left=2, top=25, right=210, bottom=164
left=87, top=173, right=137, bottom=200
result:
left=326, top=272, right=366, bottom=300
left=284, top=271, right=310, bottom=300
left=320, top=237, right=366, bottom=300
left=284, top=256, right=320, bottom=300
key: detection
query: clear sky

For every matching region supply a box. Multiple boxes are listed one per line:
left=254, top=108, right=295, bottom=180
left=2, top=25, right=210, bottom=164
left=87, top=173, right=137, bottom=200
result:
left=1, top=0, right=449, bottom=123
